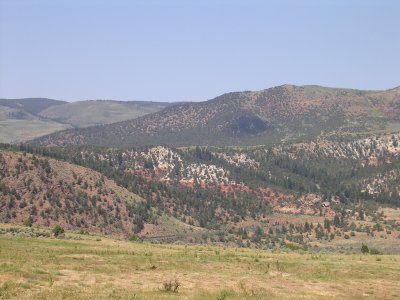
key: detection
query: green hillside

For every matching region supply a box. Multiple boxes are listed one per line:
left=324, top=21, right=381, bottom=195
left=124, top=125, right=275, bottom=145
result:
left=39, top=100, right=172, bottom=127
left=0, top=104, right=71, bottom=143
left=0, top=98, right=171, bottom=143
left=0, top=98, right=67, bottom=115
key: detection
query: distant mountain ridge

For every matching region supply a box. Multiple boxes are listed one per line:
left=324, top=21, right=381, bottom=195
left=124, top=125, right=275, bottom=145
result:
left=29, top=84, right=400, bottom=148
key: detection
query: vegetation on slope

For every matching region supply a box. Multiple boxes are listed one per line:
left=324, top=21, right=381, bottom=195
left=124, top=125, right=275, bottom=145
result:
left=3, top=140, right=400, bottom=252
left=0, top=150, right=153, bottom=237
left=29, top=84, right=400, bottom=148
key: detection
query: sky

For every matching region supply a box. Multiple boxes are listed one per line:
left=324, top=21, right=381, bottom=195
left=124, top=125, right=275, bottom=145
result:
left=0, top=0, right=399, bottom=102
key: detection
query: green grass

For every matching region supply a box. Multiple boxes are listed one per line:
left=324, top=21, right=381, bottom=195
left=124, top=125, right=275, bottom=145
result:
left=1, top=228, right=399, bottom=299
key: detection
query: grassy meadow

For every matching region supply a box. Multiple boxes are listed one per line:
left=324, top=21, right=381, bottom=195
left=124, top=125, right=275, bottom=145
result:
left=0, top=120, right=70, bottom=144
left=0, top=226, right=399, bottom=300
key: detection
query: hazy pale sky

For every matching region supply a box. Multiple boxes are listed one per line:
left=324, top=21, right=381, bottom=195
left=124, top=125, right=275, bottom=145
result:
left=0, top=0, right=399, bottom=102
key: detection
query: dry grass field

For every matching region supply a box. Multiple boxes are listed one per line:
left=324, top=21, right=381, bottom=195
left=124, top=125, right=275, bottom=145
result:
left=0, top=225, right=399, bottom=300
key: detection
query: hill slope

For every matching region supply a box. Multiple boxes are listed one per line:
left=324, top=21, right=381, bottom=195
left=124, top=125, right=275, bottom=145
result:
left=0, top=150, right=149, bottom=236
left=0, top=98, right=67, bottom=115
left=0, top=98, right=71, bottom=143
left=30, top=84, right=400, bottom=148
left=39, top=100, right=172, bottom=127
left=0, top=98, right=171, bottom=143
left=3, top=142, right=400, bottom=251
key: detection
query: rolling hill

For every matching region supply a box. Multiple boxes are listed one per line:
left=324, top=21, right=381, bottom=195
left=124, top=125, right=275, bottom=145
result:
left=39, top=100, right=172, bottom=128
left=29, top=84, right=400, bottom=148
left=0, top=98, right=67, bottom=115
left=0, top=98, right=71, bottom=143
left=0, top=98, right=171, bottom=143
left=0, top=150, right=148, bottom=236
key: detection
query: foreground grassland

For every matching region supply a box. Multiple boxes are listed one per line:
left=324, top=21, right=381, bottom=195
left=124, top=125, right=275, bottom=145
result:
left=0, top=231, right=400, bottom=299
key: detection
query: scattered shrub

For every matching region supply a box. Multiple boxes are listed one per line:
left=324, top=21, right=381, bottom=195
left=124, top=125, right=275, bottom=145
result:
left=283, top=242, right=303, bottom=251
left=162, top=279, right=180, bottom=293
left=361, top=244, right=369, bottom=254
left=128, top=234, right=142, bottom=242
left=23, top=217, right=33, bottom=227
left=52, top=225, right=64, bottom=237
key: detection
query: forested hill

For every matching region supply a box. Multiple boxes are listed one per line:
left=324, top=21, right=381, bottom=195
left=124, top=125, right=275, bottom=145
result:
left=29, top=84, right=400, bottom=148
left=0, top=150, right=148, bottom=237
left=2, top=131, right=400, bottom=251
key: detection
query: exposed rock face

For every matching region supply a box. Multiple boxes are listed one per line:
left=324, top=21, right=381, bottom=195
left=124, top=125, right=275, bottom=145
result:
left=272, top=133, right=400, bottom=165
